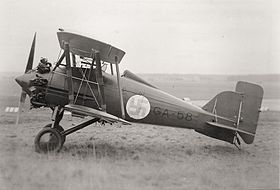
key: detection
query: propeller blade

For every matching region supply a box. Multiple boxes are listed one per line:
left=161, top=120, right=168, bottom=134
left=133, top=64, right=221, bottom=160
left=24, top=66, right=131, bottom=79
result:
left=16, top=91, right=27, bottom=125
left=25, top=33, right=36, bottom=73
left=16, top=33, right=36, bottom=125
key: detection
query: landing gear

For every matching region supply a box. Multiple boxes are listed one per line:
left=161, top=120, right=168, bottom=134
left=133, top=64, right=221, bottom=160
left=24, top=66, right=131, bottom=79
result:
left=34, top=127, right=64, bottom=153
left=34, top=106, right=100, bottom=153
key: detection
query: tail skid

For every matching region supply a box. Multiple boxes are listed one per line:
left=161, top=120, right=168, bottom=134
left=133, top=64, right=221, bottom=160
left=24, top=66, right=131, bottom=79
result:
left=198, top=81, right=263, bottom=146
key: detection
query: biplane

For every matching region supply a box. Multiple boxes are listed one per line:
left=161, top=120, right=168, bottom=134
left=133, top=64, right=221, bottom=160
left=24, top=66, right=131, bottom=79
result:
left=15, top=30, right=264, bottom=153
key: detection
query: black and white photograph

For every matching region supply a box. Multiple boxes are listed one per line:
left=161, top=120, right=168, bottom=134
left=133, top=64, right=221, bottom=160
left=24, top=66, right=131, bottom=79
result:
left=0, top=0, right=279, bottom=189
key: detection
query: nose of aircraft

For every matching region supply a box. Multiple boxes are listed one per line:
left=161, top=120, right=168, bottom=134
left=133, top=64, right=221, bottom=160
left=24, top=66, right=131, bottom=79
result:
left=15, top=74, right=31, bottom=89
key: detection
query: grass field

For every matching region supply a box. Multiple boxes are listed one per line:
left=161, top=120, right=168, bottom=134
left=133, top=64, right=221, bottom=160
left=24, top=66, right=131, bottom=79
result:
left=0, top=109, right=279, bottom=190
left=0, top=72, right=279, bottom=189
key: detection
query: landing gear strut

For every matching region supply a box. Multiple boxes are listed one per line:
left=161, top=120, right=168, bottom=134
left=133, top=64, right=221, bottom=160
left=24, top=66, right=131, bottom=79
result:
left=34, top=106, right=100, bottom=153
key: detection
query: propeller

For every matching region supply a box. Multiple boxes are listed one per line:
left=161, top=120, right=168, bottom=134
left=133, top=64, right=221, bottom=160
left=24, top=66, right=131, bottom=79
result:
left=16, top=33, right=36, bottom=125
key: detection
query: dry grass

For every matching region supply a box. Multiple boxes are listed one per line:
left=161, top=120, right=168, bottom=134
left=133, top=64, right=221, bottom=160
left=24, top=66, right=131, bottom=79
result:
left=0, top=109, right=279, bottom=190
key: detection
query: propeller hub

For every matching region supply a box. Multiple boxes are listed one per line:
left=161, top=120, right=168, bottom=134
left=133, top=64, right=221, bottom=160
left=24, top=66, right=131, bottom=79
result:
left=15, top=74, right=31, bottom=90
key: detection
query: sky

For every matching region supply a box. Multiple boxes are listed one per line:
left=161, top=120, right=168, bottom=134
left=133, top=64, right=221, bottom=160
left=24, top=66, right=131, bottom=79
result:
left=0, top=0, right=279, bottom=74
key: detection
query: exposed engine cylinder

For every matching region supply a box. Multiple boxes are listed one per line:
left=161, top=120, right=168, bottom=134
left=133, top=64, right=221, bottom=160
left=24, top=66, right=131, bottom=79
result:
left=30, top=76, right=49, bottom=108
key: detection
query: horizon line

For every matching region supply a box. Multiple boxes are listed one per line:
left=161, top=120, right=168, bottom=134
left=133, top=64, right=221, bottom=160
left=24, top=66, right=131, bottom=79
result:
left=1, top=71, right=280, bottom=76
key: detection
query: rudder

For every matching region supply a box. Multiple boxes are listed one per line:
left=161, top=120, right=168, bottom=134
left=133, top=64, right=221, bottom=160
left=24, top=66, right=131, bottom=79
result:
left=235, top=81, right=263, bottom=144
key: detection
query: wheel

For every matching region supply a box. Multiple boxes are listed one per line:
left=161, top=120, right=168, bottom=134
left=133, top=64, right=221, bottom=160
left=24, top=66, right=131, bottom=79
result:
left=43, top=124, right=65, bottom=143
left=34, top=127, right=63, bottom=153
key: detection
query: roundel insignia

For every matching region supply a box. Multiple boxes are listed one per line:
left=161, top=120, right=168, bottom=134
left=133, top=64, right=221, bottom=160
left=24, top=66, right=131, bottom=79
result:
left=126, top=95, right=151, bottom=120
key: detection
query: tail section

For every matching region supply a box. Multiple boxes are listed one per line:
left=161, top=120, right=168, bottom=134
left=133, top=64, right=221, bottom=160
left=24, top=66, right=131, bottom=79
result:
left=199, top=81, right=263, bottom=145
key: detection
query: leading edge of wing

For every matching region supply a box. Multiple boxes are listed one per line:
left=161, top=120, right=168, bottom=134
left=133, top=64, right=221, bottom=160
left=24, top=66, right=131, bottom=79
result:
left=64, top=104, right=131, bottom=125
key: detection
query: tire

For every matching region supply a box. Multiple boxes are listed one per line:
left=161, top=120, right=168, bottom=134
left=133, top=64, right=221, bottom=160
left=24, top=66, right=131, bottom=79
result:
left=43, top=124, right=64, bottom=132
left=34, top=127, right=63, bottom=153
left=43, top=124, right=65, bottom=143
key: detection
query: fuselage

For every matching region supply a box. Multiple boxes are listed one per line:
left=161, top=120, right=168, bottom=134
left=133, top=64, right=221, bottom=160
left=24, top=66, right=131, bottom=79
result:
left=16, top=66, right=217, bottom=131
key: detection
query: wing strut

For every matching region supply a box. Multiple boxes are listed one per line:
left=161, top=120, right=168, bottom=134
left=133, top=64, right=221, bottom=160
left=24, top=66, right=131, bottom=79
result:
left=64, top=43, right=75, bottom=104
left=53, top=51, right=65, bottom=71
left=110, top=63, right=114, bottom=75
left=94, top=51, right=106, bottom=111
left=115, top=56, right=125, bottom=119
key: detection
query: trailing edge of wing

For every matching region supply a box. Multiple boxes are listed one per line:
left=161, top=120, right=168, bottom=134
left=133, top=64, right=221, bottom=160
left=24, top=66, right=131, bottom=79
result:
left=64, top=104, right=130, bottom=125
left=206, top=121, right=255, bottom=136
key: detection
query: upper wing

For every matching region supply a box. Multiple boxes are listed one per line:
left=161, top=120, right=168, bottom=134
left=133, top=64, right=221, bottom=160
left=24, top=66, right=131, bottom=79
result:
left=57, top=31, right=125, bottom=64
left=64, top=104, right=130, bottom=125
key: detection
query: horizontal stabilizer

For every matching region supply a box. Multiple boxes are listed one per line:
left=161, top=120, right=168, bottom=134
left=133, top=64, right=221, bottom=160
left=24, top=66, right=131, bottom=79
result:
left=206, top=122, right=255, bottom=136
left=65, top=104, right=130, bottom=125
